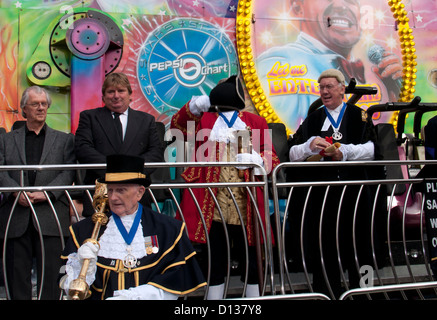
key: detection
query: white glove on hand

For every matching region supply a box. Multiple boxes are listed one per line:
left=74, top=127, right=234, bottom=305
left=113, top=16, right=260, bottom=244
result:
left=236, top=151, right=264, bottom=175
left=189, top=95, right=211, bottom=116
left=77, top=241, right=99, bottom=261
left=106, top=292, right=128, bottom=300
left=77, top=241, right=99, bottom=277
left=62, top=241, right=99, bottom=292
left=107, top=285, right=179, bottom=300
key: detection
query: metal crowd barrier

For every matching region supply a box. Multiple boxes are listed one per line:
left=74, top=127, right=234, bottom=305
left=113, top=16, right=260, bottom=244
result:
left=0, top=162, right=273, bottom=300
left=2, top=160, right=437, bottom=300
left=271, top=160, right=437, bottom=300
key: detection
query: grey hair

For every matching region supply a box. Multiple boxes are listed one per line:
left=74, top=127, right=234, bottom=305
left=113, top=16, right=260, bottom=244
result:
left=317, top=69, right=346, bottom=85
left=20, top=86, right=52, bottom=118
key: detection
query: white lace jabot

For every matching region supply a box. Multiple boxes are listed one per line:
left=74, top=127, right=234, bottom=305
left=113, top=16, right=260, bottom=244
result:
left=98, top=212, right=147, bottom=260
left=209, top=111, right=247, bottom=143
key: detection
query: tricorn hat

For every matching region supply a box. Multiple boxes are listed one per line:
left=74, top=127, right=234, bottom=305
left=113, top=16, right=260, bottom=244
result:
left=208, top=75, right=245, bottom=112
left=98, top=154, right=151, bottom=187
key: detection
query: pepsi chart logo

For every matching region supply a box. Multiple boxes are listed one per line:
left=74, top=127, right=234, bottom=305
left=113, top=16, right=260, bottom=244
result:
left=137, top=18, right=238, bottom=116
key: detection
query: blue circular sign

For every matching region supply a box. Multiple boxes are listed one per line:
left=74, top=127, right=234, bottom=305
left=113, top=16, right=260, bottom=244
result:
left=137, top=18, right=238, bottom=116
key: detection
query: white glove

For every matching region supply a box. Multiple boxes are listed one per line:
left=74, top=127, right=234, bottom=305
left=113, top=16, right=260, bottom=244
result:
left=189, top=95, right=210, bottom=116
left=107, top=284, right=179, bottom=300
left=77, top=241, right=99, bottom=278
left=61, top=242, right=99, bottom=292
left=77, top=241, right=99, bottom=261
left=106, top=293, right=128, bottom=300
left=236, top=151, right=264, bottom=175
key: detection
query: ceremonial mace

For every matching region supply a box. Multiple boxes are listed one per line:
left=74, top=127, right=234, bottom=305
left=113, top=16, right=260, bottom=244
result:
left=68, top=181, right=109, bottom=300
left=237, top=128, right=263, bottom=293
left=237, top=128, right=252, bottom=179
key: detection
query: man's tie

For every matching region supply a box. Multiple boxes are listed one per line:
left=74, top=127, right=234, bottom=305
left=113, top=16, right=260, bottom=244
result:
left=336, top=57, right=366, bottom=84
left=113, top=112, right=123, bottom=141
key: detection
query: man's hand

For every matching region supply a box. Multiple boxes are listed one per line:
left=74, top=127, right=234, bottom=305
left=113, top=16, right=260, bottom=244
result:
left=373, top=51, right=403, bottom=80
left=371, top=51, right=403, bottom=101
left=29, top=191, right=48, bottom=203
left=309, top=136, right=332, bottom=152
left=324, top=147, right=343, bottom=161
left=13, top=192, right=33, bottom=207
left=189, top=95, right=211, bottom=116
left=13, top=191, right=48, bottom=207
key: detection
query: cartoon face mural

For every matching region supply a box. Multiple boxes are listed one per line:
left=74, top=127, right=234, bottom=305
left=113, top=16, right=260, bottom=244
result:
left=231, top=0, right=436, bottom=138
left=246, top=0, right=423, bottom=134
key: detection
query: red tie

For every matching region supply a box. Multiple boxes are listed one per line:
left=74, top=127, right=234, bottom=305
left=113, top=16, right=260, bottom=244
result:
left=337, top=57, right=366, bottom=84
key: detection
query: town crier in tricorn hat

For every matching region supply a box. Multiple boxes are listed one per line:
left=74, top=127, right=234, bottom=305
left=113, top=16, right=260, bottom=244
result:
left=171, top=76, right=279, bottom=299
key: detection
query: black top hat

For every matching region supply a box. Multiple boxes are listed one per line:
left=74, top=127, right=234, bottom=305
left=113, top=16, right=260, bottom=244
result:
left=208, top=75, right=245, bottom=112
left=98, top=154, right=151, bottom=187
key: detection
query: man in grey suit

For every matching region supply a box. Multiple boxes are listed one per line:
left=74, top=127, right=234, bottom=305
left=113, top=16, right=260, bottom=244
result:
left=0, top=86, right=76, bottom=299
left=74, top=72, right=164, bottom=216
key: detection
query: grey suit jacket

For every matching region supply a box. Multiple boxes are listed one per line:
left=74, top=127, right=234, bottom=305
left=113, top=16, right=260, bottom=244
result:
left=0, top=125, right=76, bottom=238
left=74, top=106, right=164, bottom=185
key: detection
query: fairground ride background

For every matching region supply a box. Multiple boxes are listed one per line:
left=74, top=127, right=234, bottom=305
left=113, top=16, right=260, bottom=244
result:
left=0, top=0, right=436, bottom=137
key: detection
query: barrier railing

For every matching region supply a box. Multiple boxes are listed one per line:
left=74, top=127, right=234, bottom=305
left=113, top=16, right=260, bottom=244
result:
left=0, top=162, right=274, bottom=300
left=271, top=160, right=437, bottom=300
left=1, top=160, right=437, bottom=300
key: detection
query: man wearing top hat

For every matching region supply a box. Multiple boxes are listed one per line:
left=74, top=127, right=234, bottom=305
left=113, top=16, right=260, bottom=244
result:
left=59, top=154, right=206, bottom=300
left=171, top=75, right=279, bottom=299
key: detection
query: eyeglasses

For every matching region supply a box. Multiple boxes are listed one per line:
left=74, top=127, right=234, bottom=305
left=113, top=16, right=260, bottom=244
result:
left=26, top=102, right=48, bottom=108
left=319, top=84, right=341, bottom=91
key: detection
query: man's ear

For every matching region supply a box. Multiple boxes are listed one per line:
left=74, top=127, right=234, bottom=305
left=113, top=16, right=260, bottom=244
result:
left=291, top=0, right=304, bottom=16
left=138, top=185, right=146, bottom=198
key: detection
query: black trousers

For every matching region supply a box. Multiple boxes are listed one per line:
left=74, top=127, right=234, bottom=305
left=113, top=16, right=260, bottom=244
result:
left=4, top=220, right=64, bottom=300
left=207, top=221, right=259, bottom=286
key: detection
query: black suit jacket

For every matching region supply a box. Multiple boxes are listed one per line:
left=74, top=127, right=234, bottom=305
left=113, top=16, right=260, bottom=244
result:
left=74, top=106, right=164, bottom=185
left=288, top=103, right=379, bottom=181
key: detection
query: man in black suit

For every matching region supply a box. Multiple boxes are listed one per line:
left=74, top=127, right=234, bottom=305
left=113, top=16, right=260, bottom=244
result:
left=0, top=86, right=76, bottom=299
left=74, top=72, right=164, bottom=216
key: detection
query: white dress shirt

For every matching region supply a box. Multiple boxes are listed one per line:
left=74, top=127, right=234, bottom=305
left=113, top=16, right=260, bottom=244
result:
left=289, top=103, right=375, bottom=161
